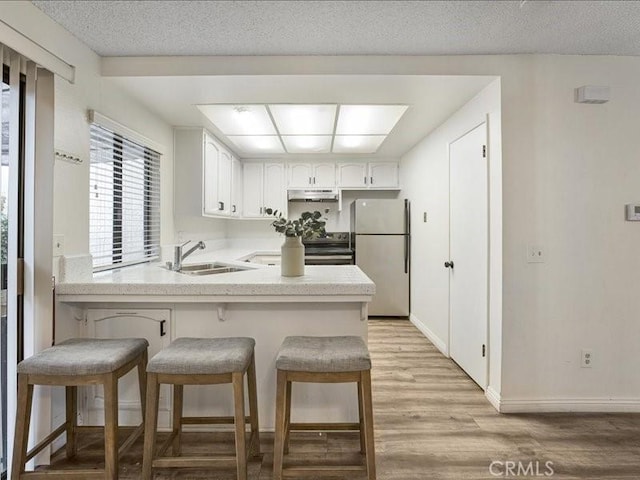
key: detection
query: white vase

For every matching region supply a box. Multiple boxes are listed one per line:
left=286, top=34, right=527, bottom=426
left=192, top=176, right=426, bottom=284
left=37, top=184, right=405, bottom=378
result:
left=281, top=236, right=305, bottom=277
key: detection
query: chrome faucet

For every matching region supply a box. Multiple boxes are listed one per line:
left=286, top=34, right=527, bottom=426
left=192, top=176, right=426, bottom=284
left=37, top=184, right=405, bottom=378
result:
left=172, top=240, right=206, bottom=271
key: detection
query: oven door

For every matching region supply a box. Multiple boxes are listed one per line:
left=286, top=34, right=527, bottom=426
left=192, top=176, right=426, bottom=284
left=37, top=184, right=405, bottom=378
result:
left=305, top=255, right=354, bottom=265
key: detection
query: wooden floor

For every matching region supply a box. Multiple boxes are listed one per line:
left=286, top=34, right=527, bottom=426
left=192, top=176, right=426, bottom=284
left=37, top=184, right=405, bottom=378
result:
left=41, top=319, right=640, bottom=479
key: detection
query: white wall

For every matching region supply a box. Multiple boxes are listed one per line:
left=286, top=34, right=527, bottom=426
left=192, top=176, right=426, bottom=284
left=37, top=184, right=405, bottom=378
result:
left=500, top=55, right=640, bottom=410
left=400, top=80, right=502, bottom=397
left=0, top=2, right=176, bottom=261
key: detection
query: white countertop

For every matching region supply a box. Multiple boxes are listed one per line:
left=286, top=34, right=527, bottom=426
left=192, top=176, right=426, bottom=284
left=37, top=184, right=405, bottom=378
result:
left=56, top=246, right=374, bottom=299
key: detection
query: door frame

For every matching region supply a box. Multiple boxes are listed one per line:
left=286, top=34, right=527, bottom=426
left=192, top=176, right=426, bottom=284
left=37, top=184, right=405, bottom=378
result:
left=447, top=118, right=491, bottom=390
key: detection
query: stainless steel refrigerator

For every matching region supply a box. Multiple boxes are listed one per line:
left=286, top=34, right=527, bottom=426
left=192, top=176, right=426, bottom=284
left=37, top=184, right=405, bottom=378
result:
left=352, top=199, right=410, bottom=317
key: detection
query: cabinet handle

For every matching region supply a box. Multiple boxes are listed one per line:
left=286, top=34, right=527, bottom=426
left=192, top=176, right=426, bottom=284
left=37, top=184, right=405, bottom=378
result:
left=370, top=176, right=374, bottom=185
left=313, top=176, right=316, bottom=184
left=218, top=201, right=224, bottom=211
left=259, top=207, right=263, bottom=214
left=309, top=177, right=312, bottom=185
left=232, top=205, right=236, bottom=213
left=364, top=176, right=367, bottom=185
left=160, top=319, right=166, bottom=337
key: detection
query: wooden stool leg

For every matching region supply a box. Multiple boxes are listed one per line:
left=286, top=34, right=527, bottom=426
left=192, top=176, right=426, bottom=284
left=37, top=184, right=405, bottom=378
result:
left=103, top=374, right=119, bottom=480
left=11, top=374, right=33, bottom=480
left=246, top=353, right=261, bottom=457
left=232, top=371, right=247, bottom=480
left=138, top=350, right=148, bottom=420
left=65, top=386, right=78, bottom=459
left=357, top=380, right=365, bottom=454
left=283, top=380, right=292, bottom=454
left=361, top=370, right=376, bottom=480
left=273, top=370, right=287, bottom=480
left=172, top=384, right=183, bottom=456
left=142, top=373, right=160, bottom=480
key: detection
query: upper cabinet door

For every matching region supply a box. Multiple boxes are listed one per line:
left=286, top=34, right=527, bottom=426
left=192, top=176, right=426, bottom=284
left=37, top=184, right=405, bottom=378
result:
left=369, top=162, right=399, bottom=188
left=263, top=163, right=286, bottom=215
left=231, top=157, right=242, bottom=217
left=203, top=135, right=220, bottom=215
left=313, top=163, right=336, bottom=188
left=337, top=163, right=367, bottom=188
left=242, top=162, right=264, bottom=218
left=288, top=163, right=313, bottom=188
left=217, top=149, right=232, bottom=216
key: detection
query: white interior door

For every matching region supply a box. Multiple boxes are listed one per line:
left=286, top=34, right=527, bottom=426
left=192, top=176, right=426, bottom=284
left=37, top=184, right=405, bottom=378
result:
left=449, top=122, right=488, bottom=389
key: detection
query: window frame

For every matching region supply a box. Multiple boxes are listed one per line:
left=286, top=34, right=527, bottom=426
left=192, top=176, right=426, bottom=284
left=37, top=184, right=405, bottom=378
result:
left=89, top=123, right=161, bottom=272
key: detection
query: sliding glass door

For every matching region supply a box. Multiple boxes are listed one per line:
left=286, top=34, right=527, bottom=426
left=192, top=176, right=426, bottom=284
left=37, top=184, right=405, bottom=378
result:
left=1, top=57, right=25, bottom=477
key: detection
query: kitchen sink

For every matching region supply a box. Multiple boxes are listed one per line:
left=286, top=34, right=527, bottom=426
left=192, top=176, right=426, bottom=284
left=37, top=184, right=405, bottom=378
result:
left=174, top=263, right=251, bottom=275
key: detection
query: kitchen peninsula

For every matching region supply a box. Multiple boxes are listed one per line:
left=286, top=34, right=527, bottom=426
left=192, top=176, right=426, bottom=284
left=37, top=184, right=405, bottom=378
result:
left=55, top=261, right=375, bottom=430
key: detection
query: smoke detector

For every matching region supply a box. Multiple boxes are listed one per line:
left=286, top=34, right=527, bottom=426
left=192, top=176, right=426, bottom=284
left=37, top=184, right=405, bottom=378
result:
left=575, top=86, right=610, bottom=104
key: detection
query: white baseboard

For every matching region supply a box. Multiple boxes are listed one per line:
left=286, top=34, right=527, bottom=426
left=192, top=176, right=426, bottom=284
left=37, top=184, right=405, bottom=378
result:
left=409, top=314, right=448, bottom=357
left=485, top=386, right=502, bottom=412
left=498, top=397, right=640, bottom=413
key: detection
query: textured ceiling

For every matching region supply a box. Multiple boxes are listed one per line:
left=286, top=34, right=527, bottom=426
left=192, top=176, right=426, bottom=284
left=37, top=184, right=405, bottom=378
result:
left=32, top=1, right=640, bottom=57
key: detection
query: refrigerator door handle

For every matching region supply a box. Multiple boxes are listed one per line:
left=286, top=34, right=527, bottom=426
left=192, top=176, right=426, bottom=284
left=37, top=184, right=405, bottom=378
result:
left=404, top=199, right=410, bottom=274
left=404, top=234, right=409, bottom=274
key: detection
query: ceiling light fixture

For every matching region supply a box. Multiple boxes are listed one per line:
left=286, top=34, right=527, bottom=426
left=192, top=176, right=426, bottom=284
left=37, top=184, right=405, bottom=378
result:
left=197, top=103, right=408, bottom=155
left=336, top=105, right=408, bottom=135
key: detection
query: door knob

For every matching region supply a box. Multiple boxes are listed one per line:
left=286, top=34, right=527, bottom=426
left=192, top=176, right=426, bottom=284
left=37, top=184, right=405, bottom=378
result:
left=444, top=261, right=454, bottom=269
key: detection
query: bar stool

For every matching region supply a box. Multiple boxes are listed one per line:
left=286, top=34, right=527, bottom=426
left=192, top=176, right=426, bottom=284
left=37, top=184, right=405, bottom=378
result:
left=142, top=337, right=260, bottom=480
left=11, top=337, right=149, bottom=480
left=273, top=335, right=376, bottom=480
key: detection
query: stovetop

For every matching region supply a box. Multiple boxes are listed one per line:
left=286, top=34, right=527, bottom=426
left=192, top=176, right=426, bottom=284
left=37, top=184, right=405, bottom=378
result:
left=303, top=232, right=353, bottom=257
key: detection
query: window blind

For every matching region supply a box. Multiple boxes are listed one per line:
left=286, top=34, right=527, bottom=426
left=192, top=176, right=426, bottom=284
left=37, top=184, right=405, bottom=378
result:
left=89, top=123, right=161, bottom=271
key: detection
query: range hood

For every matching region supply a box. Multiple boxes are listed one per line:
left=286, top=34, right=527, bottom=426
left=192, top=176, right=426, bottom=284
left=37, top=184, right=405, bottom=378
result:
left=288, top=189, right=339, bottom=202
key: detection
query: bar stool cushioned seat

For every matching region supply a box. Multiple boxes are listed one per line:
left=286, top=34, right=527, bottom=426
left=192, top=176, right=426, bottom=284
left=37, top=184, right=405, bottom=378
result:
left=276, top=336, right=371, bottom=373
left=147, top=337, right=255, bottom=375
left=17, top=337, right=148, bottom=376
left=12, top=337, right=149, bottom=480
left=142, top=336, right=260, bottom=480
left=273, top=335, right=376, bottom=480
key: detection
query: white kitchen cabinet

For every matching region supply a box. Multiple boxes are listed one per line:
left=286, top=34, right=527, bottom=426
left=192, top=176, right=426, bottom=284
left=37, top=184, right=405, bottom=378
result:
left=242, top=162, right=286, bottom=218
left=203, top=135, right=220, bottom=215
left=288, top=162, right=336, bottom=188
left=368, top=161, right=399, bottom=188
left=264, top=163, right=286, bottom=213
left=242, top=162, right=265, bottom=218
left=218, top=149, right=233, bottom=216
left=338, top=161, right=399, bottom=189
left=337, top=162, right=368, bottom=188
left=288, top=163, right=314, bottom=188
left=84, top=309, right=171, bottom=428
left=176, top=129, right=236, bottom=219
left=203, top=133, right=233, bottom=217
left=231, top=157, right=242, bottom=217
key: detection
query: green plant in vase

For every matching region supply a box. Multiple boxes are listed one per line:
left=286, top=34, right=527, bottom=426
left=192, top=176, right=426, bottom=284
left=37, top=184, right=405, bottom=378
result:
left=265, top=208, right=327, bottom=238
left=264, top=209, right=327, bottom=276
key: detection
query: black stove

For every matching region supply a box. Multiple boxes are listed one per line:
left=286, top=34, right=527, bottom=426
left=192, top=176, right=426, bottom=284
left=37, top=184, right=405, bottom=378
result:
left=302, top=232, right=354, bottom=265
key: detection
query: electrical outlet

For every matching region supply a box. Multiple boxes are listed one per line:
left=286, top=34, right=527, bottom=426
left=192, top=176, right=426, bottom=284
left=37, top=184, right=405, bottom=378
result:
left=581, top=349, right=593, bottom=368
left=53, top=234, right=64, bottom=256
left=526, top=244, right=545, bottom=263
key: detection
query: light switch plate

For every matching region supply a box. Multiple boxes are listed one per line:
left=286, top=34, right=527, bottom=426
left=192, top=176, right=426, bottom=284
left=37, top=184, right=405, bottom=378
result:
left=526, top=244, right=545, bottom=263
left=53, top=234, right=65, bottom=256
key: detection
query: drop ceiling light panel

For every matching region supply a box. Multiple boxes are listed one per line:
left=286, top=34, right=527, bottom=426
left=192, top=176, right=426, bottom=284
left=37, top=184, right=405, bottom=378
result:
left=197, top=104, right=276, bottom=135
left=336, top=105, right=409, bottom=135
left=281, top=135, right=332, bottom=153
left=269, top=104, right=337, bottom=135
left=333, top=135, right=387, bottom=154
left=226, top=136, right=285, bottom=154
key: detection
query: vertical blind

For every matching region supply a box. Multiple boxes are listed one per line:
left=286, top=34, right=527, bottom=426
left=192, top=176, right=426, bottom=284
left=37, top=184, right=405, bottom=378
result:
left=89, top=123, right=161, bottom=271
